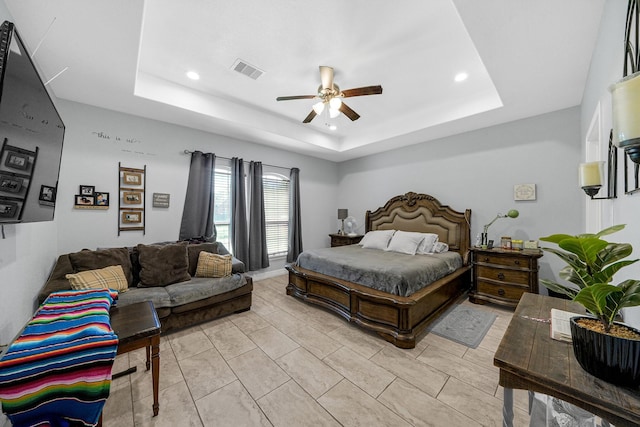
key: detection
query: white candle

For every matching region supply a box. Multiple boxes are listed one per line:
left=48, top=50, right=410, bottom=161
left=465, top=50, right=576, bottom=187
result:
left=579, top=162, right=603, bottom=187
left=611, top=72, right=640, bottom=146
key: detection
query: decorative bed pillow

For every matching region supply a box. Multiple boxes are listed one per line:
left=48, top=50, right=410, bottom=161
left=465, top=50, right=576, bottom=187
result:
left=432, top=241, right=449, bottom=253
left=416, top=233, right=439, bottom=254
left=136, top=243, right=191, bottom=287
left=66, top=265, right=128, bottom=292
left=68, top=247, right=133, bottom=287
left=360, top=230, right=396, bottom=250
left=385, top=231, right=425, bottom=255
left=195, top=252, right=232, bottom=278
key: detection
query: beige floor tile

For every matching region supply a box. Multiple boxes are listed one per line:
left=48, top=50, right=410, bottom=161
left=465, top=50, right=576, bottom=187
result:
left=286, top=325, right=342, bottom=359
left=371, top=346, right=448, bottom=398
left=133, top=380, right=203, bottom=427
left=437, top=377, right=530, bottom=427
left=130, top=347, right=183, bottom=403
left=463, top=345, right=500, bottom=372
left=417, top=345, right=499, bottom=395
left=249, top=324, right=299, bottom=359
left=231, top=310, right=272, bottom=334
left=251, top=294, right=279, bottom=316
left=258, top=380, right=341, bottom=427
left=327, top=324, right=385, bottom=359
left=179, top=347, right=237, bottom=400
left=205, top=323, right=256, bottom=360
left=261, top=308, right=304, bottom=334
left=227, top=348, right=290, bottom=400
left=102, top=381, right=134, bottom=427
left=195, top=380, right=272, bottom=427
left=300, top=306, right=349, bottom=335
left=276, top=347, right=343, bottom=399
left=318, top=379, right=412, bottom=427
left=378, top=378, right=482, bottom=427
left=198, top=316, right=234, bottom=334
left=167, top=329, right=214, bottom=361
left=422, top=332, right=469, bottom=358
left=323, top=346, right=395, bottom=398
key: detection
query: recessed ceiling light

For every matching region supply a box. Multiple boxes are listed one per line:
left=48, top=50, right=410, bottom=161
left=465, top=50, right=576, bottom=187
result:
left=186, top=71, right=200, bottom=81
left=454, top=72, right=468, bottom=82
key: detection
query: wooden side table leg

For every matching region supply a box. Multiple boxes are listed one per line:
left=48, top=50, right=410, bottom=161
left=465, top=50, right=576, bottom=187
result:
left=503, top=387, right=514, bottom=427
left=146, top=344, right=151, bottom=371
left=151, top=334, right=160, bottom=416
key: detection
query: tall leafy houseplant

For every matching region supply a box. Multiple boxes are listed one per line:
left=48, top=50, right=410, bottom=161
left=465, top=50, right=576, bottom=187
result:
left=540, top=224, right=640, bottom=333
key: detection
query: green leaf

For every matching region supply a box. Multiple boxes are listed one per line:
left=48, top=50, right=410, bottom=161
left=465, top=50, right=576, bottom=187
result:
left=593, top=259, right=639, bottom=283
left=540, top=233, right=574, bottom=244
left=574, top=284, right=622, bottom=317
left=618, top=279, right=640, bottom=309
left=558, top=237, right=608, bottom=265
left=594, top=224, right=626, bottom=238
left=540, top=279, right=578, bottom=299
left=593, top=243, right=635, bottom=272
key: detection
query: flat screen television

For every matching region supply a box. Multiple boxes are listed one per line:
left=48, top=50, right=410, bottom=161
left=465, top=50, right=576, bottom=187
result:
left=0, top=20, right=65, bottom=224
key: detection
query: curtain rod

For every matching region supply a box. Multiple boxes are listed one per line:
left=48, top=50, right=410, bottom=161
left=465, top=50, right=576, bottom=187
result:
left=183, top=150, right=292, bottom=171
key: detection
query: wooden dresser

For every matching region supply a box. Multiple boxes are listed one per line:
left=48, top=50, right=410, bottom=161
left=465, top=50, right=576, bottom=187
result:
left=469, top=247, right=543, bottom=307
left=329, top=233, right=363, bottom=247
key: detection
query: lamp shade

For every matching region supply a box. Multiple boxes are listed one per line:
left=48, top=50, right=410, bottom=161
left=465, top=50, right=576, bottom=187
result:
left=579, top=162, right=604, bottom=187
left=337, top=209, right=348, bottom=220
left=610, top=72, right=640, bottom=162
left=506, top=209, right=519, bottom=218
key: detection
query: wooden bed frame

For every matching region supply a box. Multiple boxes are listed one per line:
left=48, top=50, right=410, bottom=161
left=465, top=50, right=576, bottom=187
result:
left=286, top=192, right=472, bottom=349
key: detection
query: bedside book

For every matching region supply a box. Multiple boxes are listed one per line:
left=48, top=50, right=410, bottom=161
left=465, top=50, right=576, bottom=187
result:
left=550, top=308, right=582, bottom=342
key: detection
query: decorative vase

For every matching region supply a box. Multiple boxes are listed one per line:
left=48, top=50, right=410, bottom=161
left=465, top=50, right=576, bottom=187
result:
left=570, top=317, right=640, bottom=387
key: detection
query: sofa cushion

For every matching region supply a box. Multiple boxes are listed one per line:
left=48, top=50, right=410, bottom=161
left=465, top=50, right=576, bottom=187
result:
left=186, top=243, right=220, bottom=276
left=66, top=265, right=129, bottom=292
left=195, top=252, right=232, bottom=278
left=164, top=275, right=247, bottom=308
left=137, top=243, right=191, bottom=287
left=68, top=247, right=134, bottom=287
left=115, top=286, right=172, bottom=309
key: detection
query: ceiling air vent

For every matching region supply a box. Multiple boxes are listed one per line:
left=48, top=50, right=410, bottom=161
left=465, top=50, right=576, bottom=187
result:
left=231, top=59, right=264, bottom=80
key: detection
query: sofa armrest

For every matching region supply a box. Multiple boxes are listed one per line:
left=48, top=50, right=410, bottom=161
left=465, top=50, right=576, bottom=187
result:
left=231, top=257, right=245, bottom=274
left=38, top=254, right=74, bottom=304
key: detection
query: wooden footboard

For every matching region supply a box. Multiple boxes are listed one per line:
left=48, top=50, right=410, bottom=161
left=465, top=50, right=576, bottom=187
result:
left=286, top=264, right=471, bottom=348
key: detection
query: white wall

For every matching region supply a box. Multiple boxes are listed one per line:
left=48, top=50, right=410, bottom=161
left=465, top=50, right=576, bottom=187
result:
left=581, top=0, right=640, bottom=326
left=337, top=107, right=584, bottom=283
left=0, top=3, right=61, bottom=347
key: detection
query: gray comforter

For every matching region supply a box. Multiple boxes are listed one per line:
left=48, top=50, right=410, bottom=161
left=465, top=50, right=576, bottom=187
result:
left=295, top=245, right=463, bottom=297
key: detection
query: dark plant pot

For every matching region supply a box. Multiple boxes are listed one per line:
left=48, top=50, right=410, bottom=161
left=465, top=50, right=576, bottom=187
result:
left=570, top=317, right=640, bottom=387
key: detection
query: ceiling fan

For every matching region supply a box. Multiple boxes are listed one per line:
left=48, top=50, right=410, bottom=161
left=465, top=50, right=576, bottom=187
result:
left=276, top=66, right=383, bottom=123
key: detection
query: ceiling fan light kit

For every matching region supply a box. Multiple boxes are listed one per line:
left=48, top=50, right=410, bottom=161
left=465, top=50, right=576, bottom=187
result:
left=277, top=66, right=382, bottom=123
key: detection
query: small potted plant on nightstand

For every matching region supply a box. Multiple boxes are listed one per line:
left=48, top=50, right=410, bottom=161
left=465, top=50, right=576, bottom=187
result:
left=540, top=224, right=640, bottom=387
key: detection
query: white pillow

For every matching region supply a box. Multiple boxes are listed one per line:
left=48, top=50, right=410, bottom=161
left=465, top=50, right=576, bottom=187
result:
left=385, top=231, right=425, bottom=255
left=360, top=230, right=396, bottom=250
left=416, top=233, right=439, bottom=254
left=432, top=241, right=449, bottom=253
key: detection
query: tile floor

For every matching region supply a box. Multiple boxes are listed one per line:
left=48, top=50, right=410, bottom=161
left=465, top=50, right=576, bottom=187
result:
left=1, top=273, right=533, bottom=427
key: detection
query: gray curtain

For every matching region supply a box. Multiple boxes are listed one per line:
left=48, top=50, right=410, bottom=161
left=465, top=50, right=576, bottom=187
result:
left=231, top=157, right=249, bottom=263
left=248, top=161, right=269, bottom=270
left=287, top=167, right=303, bottom=262
left=179, top=151, right=216, bottom=241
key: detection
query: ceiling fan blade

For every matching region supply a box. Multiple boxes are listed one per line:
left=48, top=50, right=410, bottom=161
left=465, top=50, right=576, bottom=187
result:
left=341, top=85, right=383, bottom=98
left=302, top=110, right=317, bottom=123
left=339, top=102, right=360, bottom=121
left=276, top=95, right=316, bottom=101
left=319, top=66, right=334, bottom=90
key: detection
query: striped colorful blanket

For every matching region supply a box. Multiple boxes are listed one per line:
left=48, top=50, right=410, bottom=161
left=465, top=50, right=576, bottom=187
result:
left=0, top=289, right=119, bottom=427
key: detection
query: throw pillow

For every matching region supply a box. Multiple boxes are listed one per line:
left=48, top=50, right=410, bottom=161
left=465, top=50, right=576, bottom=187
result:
left=66, top=265, right=128, bottom=292
left=416, top=233, right=439, bottom=254
left=195, top=252, right=232, bottom=278
left=385, top=231, right=425, bottom=255
left=187, top=242, right=220, bottom=276
left=360, top=230, right=396, bottom=250
left=136, top=243, right=191, bottom=287
left=68, top=247, right=134, bottom=287
left=432, top=241, right=450, bottom=253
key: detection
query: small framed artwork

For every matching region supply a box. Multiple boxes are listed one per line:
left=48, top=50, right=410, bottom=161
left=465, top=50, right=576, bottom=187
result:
left=75, top=195, right=95, bottom=206
left=39, top=185, right=56, bottom=206
left=4, top=151, right=29, bottom=171
left=514, top=183, right=536, bottom=201
left=0, top=199, right=18, bottom=218
left=79, top=185, right=95, bottom=196
left=123, top=191, right=142, bottom=204
left=95, top=192, right=109, bottom=206
left=122, top=211, right=142, bottom=223
left=123, top=172, right=142, bottom=185
left=0, top=174, right=23, bottom=193
left=152, top=193, right=170, bottom=208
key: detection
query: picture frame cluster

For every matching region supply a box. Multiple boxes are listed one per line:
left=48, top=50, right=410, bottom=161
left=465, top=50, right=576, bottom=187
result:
left=118, top=164, right=146, bottom=235
left=0, top=138, right=39, bottom=220
left=74, top=185, right=109, bottom=207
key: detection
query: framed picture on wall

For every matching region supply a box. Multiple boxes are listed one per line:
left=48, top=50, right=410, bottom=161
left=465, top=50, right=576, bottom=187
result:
left=75, top=195, right=94, bottom=206
left=123, top=172, right=142, bottom=185
left=95, top=192, right=109, bottom=206
left=0, top=174, right=23, bottom=193
left=0, top=198, right=18, bottom=218
left=121, top=211, right=142, bottom=223
left=79, top=185, right=95, bottom=196
left=4, top=151, right=29, bottom=171
left=123, top=191, right=142, bottom=204
left=39, top=185, right=56, bottom=206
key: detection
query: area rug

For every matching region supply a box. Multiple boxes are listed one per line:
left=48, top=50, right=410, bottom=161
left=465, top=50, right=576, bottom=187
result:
left=427, top=304, right=497, bottom=348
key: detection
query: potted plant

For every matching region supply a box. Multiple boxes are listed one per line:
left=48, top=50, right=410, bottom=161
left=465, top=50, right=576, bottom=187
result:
left=540, top=224, right=640, bottom=387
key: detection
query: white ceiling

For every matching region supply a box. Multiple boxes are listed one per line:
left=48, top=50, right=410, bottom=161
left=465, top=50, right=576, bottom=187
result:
left=5, top=0, right=605, bottom=162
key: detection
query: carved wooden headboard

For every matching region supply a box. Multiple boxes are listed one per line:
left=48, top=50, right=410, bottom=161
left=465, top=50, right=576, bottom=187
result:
left=365, top=192, right=471, bottom=262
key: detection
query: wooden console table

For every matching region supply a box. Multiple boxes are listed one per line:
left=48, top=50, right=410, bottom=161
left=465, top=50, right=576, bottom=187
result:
left=494, top=293, right=640, bottom=427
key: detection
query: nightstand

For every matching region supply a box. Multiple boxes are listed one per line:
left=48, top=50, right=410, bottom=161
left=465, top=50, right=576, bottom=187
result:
left=329, top=233, right=363, bottom=247
left=469, top=247, right=543, bottom=307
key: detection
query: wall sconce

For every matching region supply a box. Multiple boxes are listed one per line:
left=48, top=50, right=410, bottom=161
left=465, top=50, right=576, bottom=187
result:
left=610, top=0, right=640, bottom=164
left=481, top=210, right=519, bottom=246
left=579, top=160, right=617, bottom=199
left=337, top=208, right=348, bottom=235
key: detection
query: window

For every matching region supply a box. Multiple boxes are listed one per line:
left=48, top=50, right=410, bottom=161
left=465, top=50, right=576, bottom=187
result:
left=214, top=168, right=231, bottom=251
left=263, top=173, right=289, bottom=257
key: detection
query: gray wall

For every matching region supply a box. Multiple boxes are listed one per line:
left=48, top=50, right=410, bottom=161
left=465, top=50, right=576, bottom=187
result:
left=336, top=107, right=584, bottom=284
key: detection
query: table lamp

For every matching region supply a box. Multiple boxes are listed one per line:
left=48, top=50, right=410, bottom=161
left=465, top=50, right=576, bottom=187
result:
left=481, top=209, right=519, bottom=246
left=338, top=209, right=348, bottom=235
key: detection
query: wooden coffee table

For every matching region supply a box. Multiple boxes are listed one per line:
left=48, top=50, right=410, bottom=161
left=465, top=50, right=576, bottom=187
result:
left=110, top=301, right=161, bottom=416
